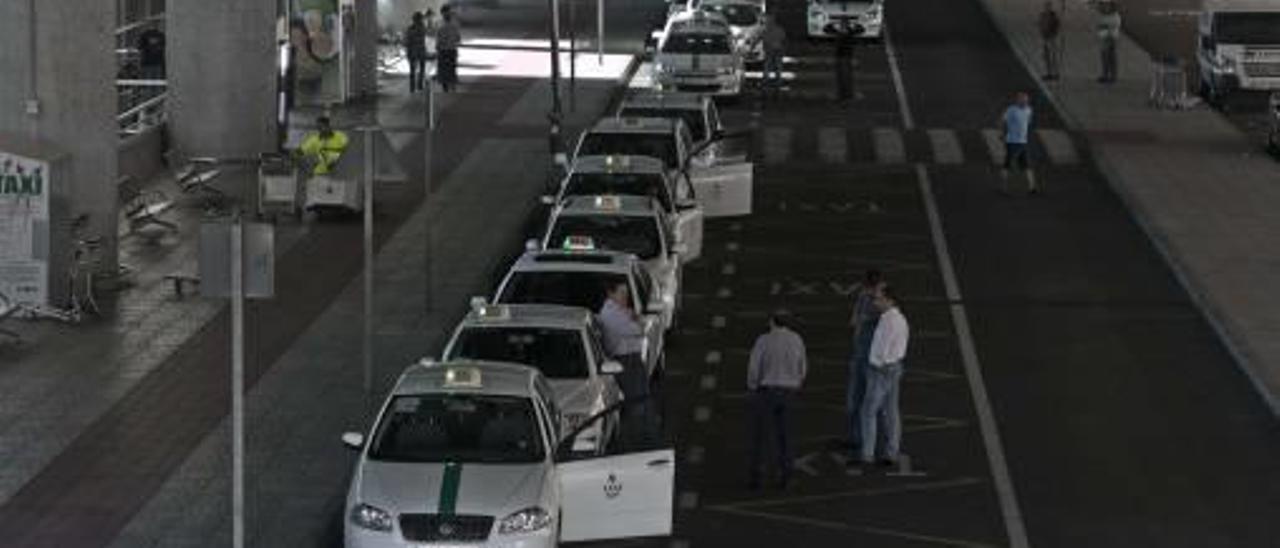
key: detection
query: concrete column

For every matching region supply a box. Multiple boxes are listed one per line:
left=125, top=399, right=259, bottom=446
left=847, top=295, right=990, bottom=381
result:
left=0, top=0, right=119, bottom=286
left=168, top=0, right=277, bottom=161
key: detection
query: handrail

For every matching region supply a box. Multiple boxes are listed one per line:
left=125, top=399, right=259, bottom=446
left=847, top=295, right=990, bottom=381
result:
left=117, top=92, right=167, bottom=135
left=114, top=14, right=164, bottom=38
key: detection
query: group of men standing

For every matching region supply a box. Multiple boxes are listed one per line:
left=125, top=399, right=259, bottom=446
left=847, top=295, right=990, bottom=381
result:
left=1037, top=0, right=1124, bottom=84
left=402, top=5, right=462, bottom=93
left=745, top=270, right=911, bottom=489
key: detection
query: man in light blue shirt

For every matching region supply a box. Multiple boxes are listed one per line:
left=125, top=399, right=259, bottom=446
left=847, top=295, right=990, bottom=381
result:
left=999, top=91, right=1039, bottom=194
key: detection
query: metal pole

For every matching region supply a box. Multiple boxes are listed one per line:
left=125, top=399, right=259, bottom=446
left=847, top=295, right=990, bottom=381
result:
left=424, top=87, right=435, bottom=313
left=597, top=0, right=604, bottom=65
left=570, top=0, right=577, bottom=111
left=548, top=0, right=563, bottom=117
left=230, top=216, right=245, bottom=548
left=362, top=129, right=374, bottom=413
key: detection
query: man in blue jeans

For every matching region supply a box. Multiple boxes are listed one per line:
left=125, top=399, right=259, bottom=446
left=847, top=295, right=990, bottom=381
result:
left=998, top=91, right=1039, bottom=194
left=846, top=269, right=884, bottom=455
left=747, top=310, right=808, bottom=489
left=858, top=285, right=910, bottom=467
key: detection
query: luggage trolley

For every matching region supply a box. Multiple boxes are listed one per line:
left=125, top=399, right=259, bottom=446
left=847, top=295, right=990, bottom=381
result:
left=1149, top=55, right=1189, bottom=110
left=258, top=152, right=301, bottom=219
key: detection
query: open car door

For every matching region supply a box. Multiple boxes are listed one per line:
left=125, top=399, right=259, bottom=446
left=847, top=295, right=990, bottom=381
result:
left=673, top=204, right=704, bottom=263
left=558, top=448, right=675, bottom=542
left=688, top=161, right=753, bottom=217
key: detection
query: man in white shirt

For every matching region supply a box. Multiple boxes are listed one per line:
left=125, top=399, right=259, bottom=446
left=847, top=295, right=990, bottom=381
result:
left=597, top=281, right=652, bottom=442
left=747, top=310, right=808, bottom=489
left=857, top=286, right=909, bottom=466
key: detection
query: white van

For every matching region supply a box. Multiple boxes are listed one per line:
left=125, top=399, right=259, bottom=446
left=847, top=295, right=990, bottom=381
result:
left=1197, top=0, right=1280, bottom=105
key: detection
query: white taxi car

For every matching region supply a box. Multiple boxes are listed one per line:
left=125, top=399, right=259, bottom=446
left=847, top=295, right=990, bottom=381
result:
left=342, top=360, right=675, bottom=547
left=441, top=303, right=624, bottom=453
left=492, top=248, right=668, bottom=377
left=697, top=0, right=768, bottom=63
left=618, top=91, right=744, bottom=166
left=653, top=10, right=745, bottom=96
left=539, top=196, right=701, bottom=324
left=572, top=118, right=753, bottom=217
left=807, top=0, right=884, bottom=40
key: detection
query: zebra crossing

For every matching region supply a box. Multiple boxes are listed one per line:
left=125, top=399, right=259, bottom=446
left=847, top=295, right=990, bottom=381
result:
left=752, top=125, right=1082, bottom=167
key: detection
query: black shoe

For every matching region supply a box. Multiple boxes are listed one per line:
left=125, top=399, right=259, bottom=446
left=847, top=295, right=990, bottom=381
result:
left=877, top=458, right=898, bottom=467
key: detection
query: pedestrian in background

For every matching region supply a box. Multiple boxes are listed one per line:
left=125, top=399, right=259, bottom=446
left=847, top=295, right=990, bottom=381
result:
left=404, top=12, right=429, bottom=92
left=998, top=91, right=1039, bottom=194
left=762, top=13, right=787, bottom=96
left=846, top=269, right=885, bottom=456
left=747, top=310, right=808, bottom=490
left=1095, top=0, right=1122, bottom=83
left=826, top=20, right=862, bottom=103
left=857, top=285, right=909, bottom=467
left=1038, top=2, right=1061, bottom=80
left=436, top=4, right=462, bottom=92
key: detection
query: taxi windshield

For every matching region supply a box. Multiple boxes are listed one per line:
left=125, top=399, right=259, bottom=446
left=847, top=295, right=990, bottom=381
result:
left=565, top=172, right=673, bottom=211
left=703, top=4, right=760, bottom=26
left=449, top=327, right=589, bottom=379
left=549, top=215, right=663, bottom=260
left=661, top=32, right=732, bottom=54
left=1214, top=13, right=1280, bottom=45
left=620, top=107, right=707, bottom=142
left=369, top=394, right=543, bottom=463
left=578, top=133, right=679, bottom=170
left=499, top=271, right=630, bottom=312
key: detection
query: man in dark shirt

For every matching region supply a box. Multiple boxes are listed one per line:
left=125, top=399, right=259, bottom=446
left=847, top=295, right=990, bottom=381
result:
left=137, top=27, right=166, bottom=79
left=826, top=20, right=862, bottom=103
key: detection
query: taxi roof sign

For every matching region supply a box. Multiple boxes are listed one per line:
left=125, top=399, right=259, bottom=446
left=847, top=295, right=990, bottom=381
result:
left=604, top=155, right=631, bottom=172
left=444, top=367, right=484, bottom=388
left=477, top=304, right=511, bottom=321
left=593, top=195, right=622, bottom=210
left=562, top=235, right=597, bottom=251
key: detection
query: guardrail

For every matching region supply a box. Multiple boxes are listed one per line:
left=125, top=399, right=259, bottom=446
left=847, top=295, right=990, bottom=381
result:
left=117, top=90, right=166, bottom=137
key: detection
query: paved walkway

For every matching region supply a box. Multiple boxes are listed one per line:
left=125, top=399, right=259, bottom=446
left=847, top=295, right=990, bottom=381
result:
left=975, top=0, right=1280, bottom=414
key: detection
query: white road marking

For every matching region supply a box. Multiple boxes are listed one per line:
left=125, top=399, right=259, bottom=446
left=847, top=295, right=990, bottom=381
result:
left=981, top=129, right=1005, bottom=166
left=679, top=491, right=700, bottom=510
left=886, top=19, right=1030, bottom=546
left=763, top=126, right=792, bottom=165
left=872, top=127, right=906, bottom=164
left=818, top=127, right=849, bottom=163
left=1036, top=128, right=1079, bottom=165
left=716, top=287, right=733, bottom=299
left=729, top=222, right=743, bottom=232
left=726, top=242, right=740, bottom=252
left=926, top=128, right=965, bottom=165
left=700, top=374, right=718, bottom=390
left=917, top=164, right=1031, bottom=548
left=711, top=315, right=726, bottom=329
left=694, top=406, right=712, bottom=422
left=705, top=351, right=722, bottom=364
left=671, top=540, right=691, bottom=548
left=885, top=453, right=928, bottom=477
left=687, top=445, right=706, bottom=464
left=883, top=25, right=915, bottom=130
left=722, top=263, right=737, bottom=276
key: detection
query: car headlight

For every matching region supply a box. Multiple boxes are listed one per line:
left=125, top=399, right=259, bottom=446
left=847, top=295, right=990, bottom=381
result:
left=1220, top=57, right=1236, bottom=74
left=718, top=66, right=734, bottom=75
left=349, top=503, right=394, bottom=532
left=499, top=506, right=553, bottom=535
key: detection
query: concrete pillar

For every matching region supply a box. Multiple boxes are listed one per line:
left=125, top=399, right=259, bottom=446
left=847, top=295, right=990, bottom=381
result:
left=0, top=0, right=119, bottom=289
left=168, top=0, right=277, bottom=161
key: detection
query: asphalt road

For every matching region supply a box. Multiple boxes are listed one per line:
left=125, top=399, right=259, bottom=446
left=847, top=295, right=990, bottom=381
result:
left=620, top=0, right=1280, bottom=546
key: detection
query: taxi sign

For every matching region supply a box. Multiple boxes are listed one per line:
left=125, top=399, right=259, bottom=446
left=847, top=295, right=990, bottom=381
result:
left=593, top=195, right=622, bottom=210
left=444, top=367, right=483, bottom=388
left=477, top=304, right=511, bottom=321
left=604, top=155, right=631, bottom=172
left=562, top=235, right=597, bottom=251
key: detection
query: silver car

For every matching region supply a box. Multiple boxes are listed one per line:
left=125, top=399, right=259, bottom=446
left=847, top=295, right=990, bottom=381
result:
left=342, top=360, right=676, bottom=547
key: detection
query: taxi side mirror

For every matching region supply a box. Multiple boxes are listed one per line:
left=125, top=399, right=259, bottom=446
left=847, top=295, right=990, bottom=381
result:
left=525, top=238, right=540, bottom=252
left=676, top=198, right=698, bottom=211
left=646, top=301, right=669, bottom=315
left=601, top=360, right=624, bottom=375
left=341, top=432, right=365, bottom=450
left=539, top=194, right=556, bottom=206
left=672, top=243, right=689, bottom=256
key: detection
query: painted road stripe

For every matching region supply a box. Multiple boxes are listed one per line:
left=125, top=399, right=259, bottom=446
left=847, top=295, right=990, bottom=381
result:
left=918, top=164, right=1030, bottom=548
left=887, top=17, right=1029, bottom=546
left=763, top=126, right=792, bottom=165
left=722, top=263, right=737, bottom=276
left=1036, top=128, right=1079, bottom=165
left=980, top=129, right=1005, bottom=166
left=818, top=127, right=848, bottom=163
left=872, top=127, right=906, bottom=164
left=679, top=491, right=700, bottom=509
left=883, top=25, right=915, bottom=130
left=700, top=374, right=718, bottom=390
left=438, top=462, right=462, bottom=516
left=717, top=287, right=733, bottom=299
left=711, top=315, right=726, bottom=328
left=705, top=351, right=722, bottom=364
left=726, top=242, right=740, bottom=252
left=688, top=445, right=706, bottom=464
left=926, top=128, right=964, bottom=165
left=694, top=406, right=712, bottom=422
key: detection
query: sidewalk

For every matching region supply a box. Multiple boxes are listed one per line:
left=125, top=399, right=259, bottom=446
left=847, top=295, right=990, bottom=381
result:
left=976, top=0, right=1280, bottom=414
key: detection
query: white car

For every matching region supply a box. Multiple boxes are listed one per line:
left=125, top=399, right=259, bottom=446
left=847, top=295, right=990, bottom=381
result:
left=342, top=360, right=675, bottom=547
left=441, top=303, right=624, bottom=453
left=572, top=118, right=753, bottom=217
left=806, top=0, right=884, bottom=39
left=493, top=248, right=669, bottom=377
left=618, top=90, right=744, bottom=166
left=539, top=195, right=702, bottom=325
left=697, top=0, right=768, bottom=63
left=654, top=10, right=745, bottom=96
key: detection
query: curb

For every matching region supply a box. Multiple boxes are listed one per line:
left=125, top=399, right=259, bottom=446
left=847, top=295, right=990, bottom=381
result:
left=972, top=0, right=1280, bottom=417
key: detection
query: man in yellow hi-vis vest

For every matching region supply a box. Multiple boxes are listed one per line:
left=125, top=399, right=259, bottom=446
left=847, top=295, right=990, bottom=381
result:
left=299, top=117, right=349, bottom=175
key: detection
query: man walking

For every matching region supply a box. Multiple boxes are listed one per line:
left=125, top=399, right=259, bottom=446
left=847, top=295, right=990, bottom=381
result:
left=762, top=13, right=787, bottom=96
left=846, top=269, right=884, bottom=455
left=436, top=4, right=462, bottom=92
left=1039, top=2, right=1061, bottom=80
left=1095, top=0, right=1122, bottom=83
left=857, top=286, right=909, bottom=467
left=998, top=91, right=1039, bottom=194
left=596, top=281, right=653, bottom=443
left=747, top=311, right=808, bottom=490
left=404, top=12, right=429, bottom=92
left=826, top=20, right=862, bottom=103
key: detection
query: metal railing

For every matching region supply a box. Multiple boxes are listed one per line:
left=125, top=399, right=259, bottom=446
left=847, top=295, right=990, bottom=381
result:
left=115, top=13, right=166, bottom=136
left=117, top=89, right=166, bottom=136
